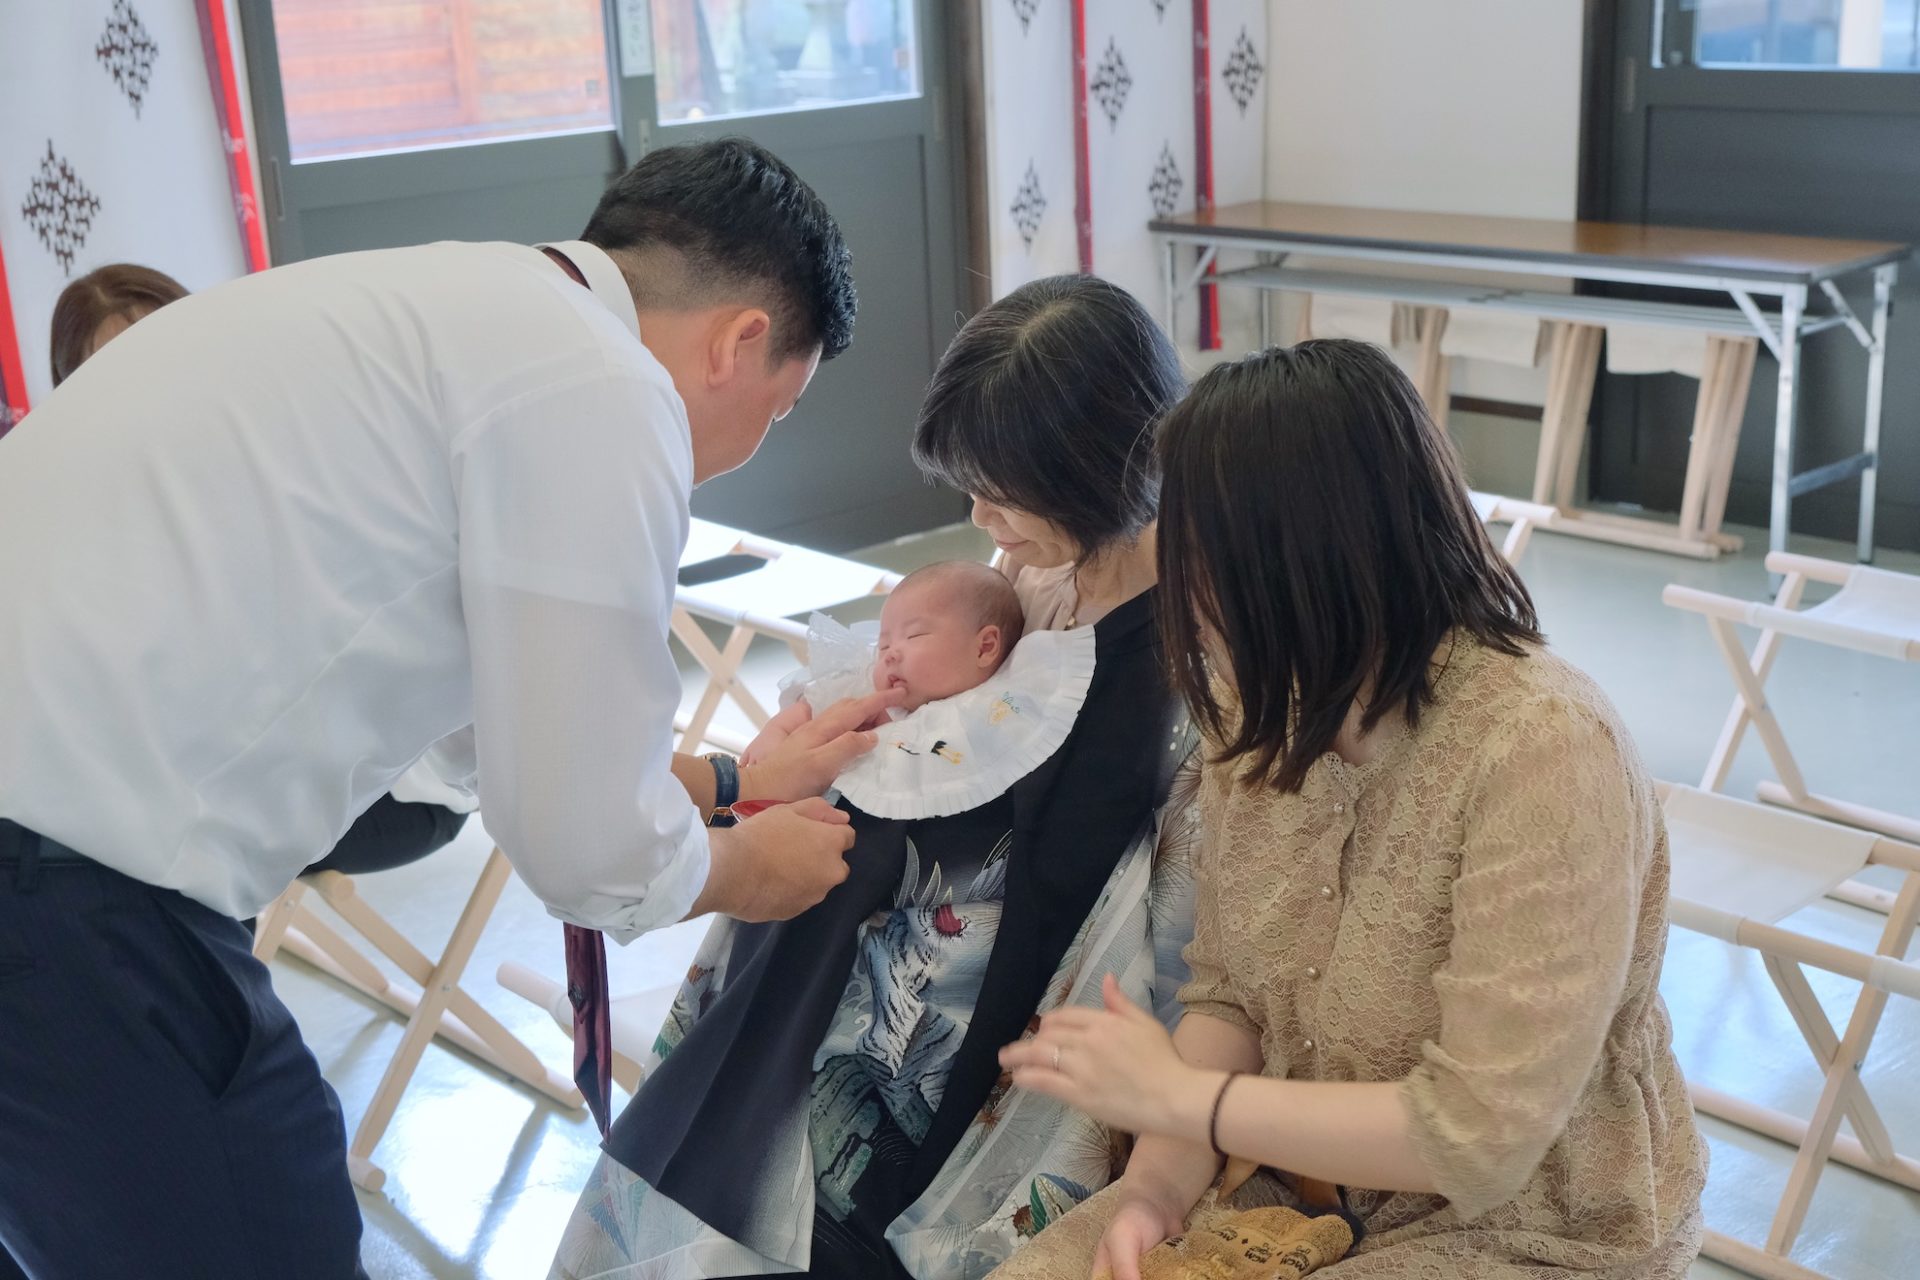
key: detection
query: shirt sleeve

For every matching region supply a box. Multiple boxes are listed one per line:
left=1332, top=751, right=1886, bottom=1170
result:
left=389, top=728, right=481, bottom=813
left=1178, top=760, right=1261, bottom=1036
left=1147, top=742, right=1201, bottom=1028
left=452, top=370, right=708, bottom=943
left=1400, top=691, right=1648, bottom=1220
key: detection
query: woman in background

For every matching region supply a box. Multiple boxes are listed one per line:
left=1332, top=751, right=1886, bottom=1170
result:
left=49, top=263, right=189, bottom=387
left=997, top=339, right=1706, bottom=1280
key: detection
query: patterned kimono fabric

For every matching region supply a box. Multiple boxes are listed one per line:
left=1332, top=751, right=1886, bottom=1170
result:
left=595, top=591, right=1178, bottom=1278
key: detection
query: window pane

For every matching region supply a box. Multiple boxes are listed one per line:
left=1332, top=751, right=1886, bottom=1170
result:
left=1692, top=0, right=1920, bottom=70
left=272, top=0, right=615, bottom=162
left=651, top=0, right=919, bottom=126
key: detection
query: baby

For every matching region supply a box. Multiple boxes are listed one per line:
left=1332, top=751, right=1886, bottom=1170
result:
left=870, top=559, right=1025, bottom=712
left=734, top=560, right=1029, bottom=806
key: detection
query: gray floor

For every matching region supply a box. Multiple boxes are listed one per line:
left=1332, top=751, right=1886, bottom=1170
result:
left=272, top=519, right=1920, bottom=1280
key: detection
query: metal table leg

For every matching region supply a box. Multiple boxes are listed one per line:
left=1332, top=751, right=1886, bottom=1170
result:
left=1164, top=239, right=1180, bottom=340
left=1858, top=263, right=1896, bottom=563
left=1770, top=287, right=1806, bottom=562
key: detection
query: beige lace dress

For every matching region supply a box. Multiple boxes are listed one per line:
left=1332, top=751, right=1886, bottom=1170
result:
left=995, top=635, right=1707, bottom=1279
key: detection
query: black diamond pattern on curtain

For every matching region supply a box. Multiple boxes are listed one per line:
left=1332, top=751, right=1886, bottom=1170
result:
left=1010, top=0, right=1040, bottom=35
left=1222, top=27, right=1265, bottom=116
left=20, top=142, right=103, bottom=276
left=1090, top=39, right=1133, bottom=129
left=1011, top=162, right=1047, bottom=248
left=96, top=0, right=160, bottom=118
left=1149, top=144, right=1183, bottom=218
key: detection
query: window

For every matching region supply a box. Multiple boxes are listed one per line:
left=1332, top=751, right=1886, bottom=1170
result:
left=1668, top=0, right=1920, bottom=70
left=650, top=0, right=919, bottom=126
left=269, top=0, right=616, bottom=162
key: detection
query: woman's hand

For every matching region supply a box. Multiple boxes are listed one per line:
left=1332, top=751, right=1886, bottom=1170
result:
left=1091, top=1182, right=1189, bottom=1280
left=999, top=974, right=1219, bottom=1142
left=739, top=689, right=904, bottom=802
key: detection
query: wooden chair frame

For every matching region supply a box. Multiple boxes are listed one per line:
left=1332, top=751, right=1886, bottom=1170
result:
left=253, top=848, right=581, bottom=1191
left=671, top=520, right=902, bottom=754
left=1297, top=283, right=1757, bottom=560
left=1445, top=322, right=1757, bottom=561
left=1664, top=550, right=1920, bottom=917
left=1468, top=489, right=1556, bottom=564
left=1659, top=783, right=1920, bottom=1280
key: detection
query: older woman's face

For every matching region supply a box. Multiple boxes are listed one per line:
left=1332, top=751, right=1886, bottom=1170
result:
left=969, top=496, right=1080, bottom=569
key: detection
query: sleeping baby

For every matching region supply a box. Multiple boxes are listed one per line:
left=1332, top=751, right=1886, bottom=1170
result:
left=868, top=560, right=1026, bottom=712
left=734, top=558, right=1040, bottom=791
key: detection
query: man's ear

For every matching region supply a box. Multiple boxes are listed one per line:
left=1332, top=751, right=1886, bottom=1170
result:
left=708, top=308, right=772, bottom=389
left=975, top=624, right=1003, bottom=667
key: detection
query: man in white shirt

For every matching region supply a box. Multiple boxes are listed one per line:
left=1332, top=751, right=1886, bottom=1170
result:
left=0, top=138, right=889, bottom=1279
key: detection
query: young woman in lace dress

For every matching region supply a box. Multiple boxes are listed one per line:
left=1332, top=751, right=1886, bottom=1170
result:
left=995, top=340, right=1707, bottom=1280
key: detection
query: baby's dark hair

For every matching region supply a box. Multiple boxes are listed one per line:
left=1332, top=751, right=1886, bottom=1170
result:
left=897, top=560, right=1025, bottom=657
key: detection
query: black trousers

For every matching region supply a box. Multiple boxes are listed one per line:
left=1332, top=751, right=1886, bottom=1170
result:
left=0, top=829, right=368, bottom=1279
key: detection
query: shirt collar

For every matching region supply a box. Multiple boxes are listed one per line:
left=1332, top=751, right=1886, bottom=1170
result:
left=535, top=240, right=642, bottom=344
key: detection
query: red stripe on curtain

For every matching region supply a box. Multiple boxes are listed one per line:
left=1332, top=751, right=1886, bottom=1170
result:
left=1192, top=1, right=1220, bottom=350
left=0, top=243, right=27, bottom=438
left=194, top=0, right=270, bottom=273
left=1070, top=0, right=1093, bottom=275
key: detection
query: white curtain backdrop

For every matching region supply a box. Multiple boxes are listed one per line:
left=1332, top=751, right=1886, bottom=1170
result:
left=0, top=0, right=248, bottom=411
left=979, top=0, right=1269, bottom=358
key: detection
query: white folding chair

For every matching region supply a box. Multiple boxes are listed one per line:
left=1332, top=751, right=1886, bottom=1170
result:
left=1659, top=783, right=1920, bottom=1280
left=253, top=848, right=582, bottom=1191
left=1664, top=551, right=1920, bottom=914
left=672, top=519, right=903, bottom=753
left=1467, top=489, right=1556, bottom=565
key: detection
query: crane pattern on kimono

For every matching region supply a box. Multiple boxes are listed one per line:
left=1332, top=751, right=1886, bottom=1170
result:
left=813, top=830, right=1012, bottom=1217
left=850, top=832, right=1012, bottom=1079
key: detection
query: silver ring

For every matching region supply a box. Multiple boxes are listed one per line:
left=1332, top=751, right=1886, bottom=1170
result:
left=1052, top=1046, right=1062, bottom=1072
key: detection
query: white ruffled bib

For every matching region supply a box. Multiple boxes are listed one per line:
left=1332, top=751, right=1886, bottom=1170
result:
left=782, top=612, right=1097, bottom=820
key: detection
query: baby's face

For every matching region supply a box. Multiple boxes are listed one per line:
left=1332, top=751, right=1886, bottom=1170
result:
left=872, top=582, right=1001, bottom=712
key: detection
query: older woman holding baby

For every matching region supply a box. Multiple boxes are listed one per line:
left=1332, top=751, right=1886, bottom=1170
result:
left=994, top=340, right=1707, bottom=1280
left=549, top=275, right=1202, bottom=1280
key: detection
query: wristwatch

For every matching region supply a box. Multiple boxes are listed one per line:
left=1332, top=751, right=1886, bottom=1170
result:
left=703, top=752, right=740, bottom=820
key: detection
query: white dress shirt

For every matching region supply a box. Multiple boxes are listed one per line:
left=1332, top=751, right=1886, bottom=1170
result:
left=0, top=239, right=708, bottom=938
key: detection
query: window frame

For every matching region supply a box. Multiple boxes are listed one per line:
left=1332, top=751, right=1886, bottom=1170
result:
left=236, top=0, right=648, bottom=262
left=1656, top=0, right=1920, bottom=75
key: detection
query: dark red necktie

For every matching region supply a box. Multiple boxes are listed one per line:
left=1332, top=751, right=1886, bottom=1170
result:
left=563, top=922, right=614, bottom=1136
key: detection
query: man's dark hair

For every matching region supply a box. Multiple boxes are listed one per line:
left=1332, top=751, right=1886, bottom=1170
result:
left=912, top=275, right=1183, bottom=562
left=1158, top=339, right=1542, bottom=793
left=582, top=137, right=855, bottom=363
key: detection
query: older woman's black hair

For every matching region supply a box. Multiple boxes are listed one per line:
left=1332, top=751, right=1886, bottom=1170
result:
left=1158, top=339, right=1541, bottom=793
left=912, top=275, right=1184, bottom=560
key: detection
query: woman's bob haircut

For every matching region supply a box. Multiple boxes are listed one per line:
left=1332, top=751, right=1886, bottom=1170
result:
left=1158, top=339, right=1541, bottom=792
left=913, top=274, right=1184, bottom=561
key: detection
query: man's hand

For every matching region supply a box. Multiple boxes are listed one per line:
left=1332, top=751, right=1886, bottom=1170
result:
left=739, top=689, right=904, bottom=802
left=739, top=700, right=813, bottom=767
left=687, top=798, right=856, bottom=922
